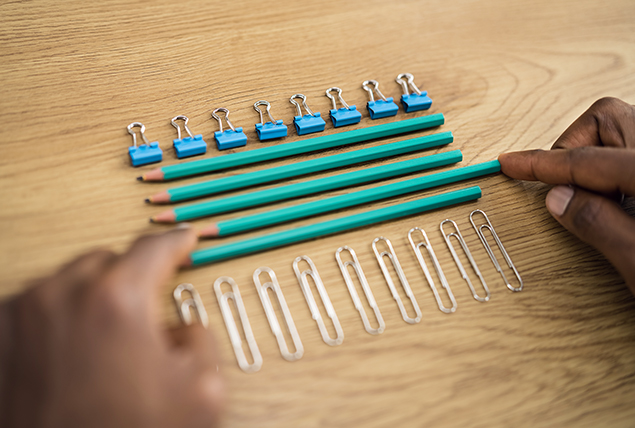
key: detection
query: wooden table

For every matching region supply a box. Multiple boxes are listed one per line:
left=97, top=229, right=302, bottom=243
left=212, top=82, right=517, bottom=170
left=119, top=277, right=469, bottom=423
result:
left=2, top=0, right=635, bottom=426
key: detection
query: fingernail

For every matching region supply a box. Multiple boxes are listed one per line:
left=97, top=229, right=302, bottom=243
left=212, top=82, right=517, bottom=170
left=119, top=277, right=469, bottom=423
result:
left=546, top=185, right=574, bottom=216
left=176, top=222, right=192, bottom=230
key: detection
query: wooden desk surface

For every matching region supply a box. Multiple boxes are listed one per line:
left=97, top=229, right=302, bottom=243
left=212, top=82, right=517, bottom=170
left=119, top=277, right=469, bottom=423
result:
left=2, top=0, right=635, bottom=426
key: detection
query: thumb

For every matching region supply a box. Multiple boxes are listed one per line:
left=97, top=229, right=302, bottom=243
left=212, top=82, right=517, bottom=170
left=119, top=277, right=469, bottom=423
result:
left=546, top=185, right=635, bottom=292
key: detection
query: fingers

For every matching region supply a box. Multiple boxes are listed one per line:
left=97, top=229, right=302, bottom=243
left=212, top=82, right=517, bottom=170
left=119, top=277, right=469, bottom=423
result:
left=102, top=227, right=198, bottom=305
left=498, top=147, right=635, bottom=196
left=546, top=185, right=635, bottom=293
left=551, top=97, right=635, bottom=150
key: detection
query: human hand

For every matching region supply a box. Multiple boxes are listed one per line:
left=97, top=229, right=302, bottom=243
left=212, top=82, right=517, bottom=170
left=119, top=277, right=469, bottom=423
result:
left=0, top=228, right=224, bottom=428
left=498, top=97, right=635, bottom=293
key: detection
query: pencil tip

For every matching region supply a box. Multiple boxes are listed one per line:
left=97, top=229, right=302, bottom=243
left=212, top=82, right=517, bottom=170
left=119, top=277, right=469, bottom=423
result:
left=137, top=176, right=143, bottom=181
left=149, top=217, right=155, bottom=223
left=144, top=198, right=150, bottom=204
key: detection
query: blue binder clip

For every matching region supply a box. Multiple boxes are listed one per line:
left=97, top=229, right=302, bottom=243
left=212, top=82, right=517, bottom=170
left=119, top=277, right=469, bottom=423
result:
left=289, top=94, right=326, bottom=136
left=325, top=87, right=362, bottom=127
left=253, top=100, right=287, bottom=141
left=396, top=73, right=432, bottom=113
left=362, top=80, right=399, bottom=119
left=212, top=108, right=247, bottom=150
left=127, top=122, right=163, bottom=167
left=170, top=115, right=207, bottom=158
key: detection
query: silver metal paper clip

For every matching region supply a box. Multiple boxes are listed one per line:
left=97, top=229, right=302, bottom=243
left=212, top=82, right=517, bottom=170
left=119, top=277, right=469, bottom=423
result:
left=440, top=220, right=491, bottom=302
left=372, top=237, right=422, bottom=324
left=335, top=246, right=385, bottom=335
left=469, top=209, right=523, bottom=292
left=408, top=228, right=457, bottom=314
left=173, top=283, right=209, bottom=328
left=213, top=277, right=263, bottom=373
left=293, top=256, right=344, bottom=346
left=253, top=267, right=304, bottom=361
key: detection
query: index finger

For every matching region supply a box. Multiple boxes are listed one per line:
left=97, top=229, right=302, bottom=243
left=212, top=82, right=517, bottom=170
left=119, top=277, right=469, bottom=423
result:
left=100, top=227, right=198, bottom=315
left=498, top=146, right=635, bottom=196
left=551, top=97, right=635, bottom=150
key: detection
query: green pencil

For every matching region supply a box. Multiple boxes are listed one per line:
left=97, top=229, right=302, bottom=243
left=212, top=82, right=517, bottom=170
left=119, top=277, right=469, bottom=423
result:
left=140, top=113, right=445, bottom=182
left=151, top=150, right=463, bottom=223
left=148, top=131, right=454, bottom=203
left=198, top=161, right=500, bottom=237
left=189, top=186, right=482, bottom=266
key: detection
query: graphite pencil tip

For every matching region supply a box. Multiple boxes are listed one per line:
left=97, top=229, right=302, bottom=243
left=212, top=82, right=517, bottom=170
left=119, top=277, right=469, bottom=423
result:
left=144, top=198, right=150, bottom=204
left=149, top=217, right=156, bottom=223
left=136, top=176, right=143, bottom=181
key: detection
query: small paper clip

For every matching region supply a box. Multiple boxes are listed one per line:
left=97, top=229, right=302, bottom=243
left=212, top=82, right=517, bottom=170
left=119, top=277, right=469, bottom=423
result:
left=440, top=219, right=491, bottom=302
left=325, top=87, right=362, bottom=127
left=127, top=122, right=162, bottom=167
left=213, top=276, right=263, bottom=373
left=362, top=80, right=399, bottom=119
left=395, top=73, right=432, bottom=113
left=212, top=108, right=248, bottom=150
left=293, top=256, right=344, bottom=346
left=170, top=115, right=207, bottom=158
left=372, top=237, right=422, bottom=324
left=253, top=100, right=288, bottom=141
left=253, top=267, right=304, bottom=361
left=289, top=94, right=326, bottom=136
left=469, top=209, right=523, bottom=292
left=335, top=246, right=385, bottom=335
left=408, top=228, right=457, bottom=314
left=173, top=283, right=209, bottom=328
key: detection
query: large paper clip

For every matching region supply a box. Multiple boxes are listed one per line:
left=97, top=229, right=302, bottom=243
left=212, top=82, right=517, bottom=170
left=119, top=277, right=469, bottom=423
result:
left=253, top=267, right=304, bottom=361
left=372, top=237, right=422, bottom=324
left=408, top=228, right=457, bottom=314
left=212, top=108, right=247, bottom=150
left=440, top=219, right=491, bottom=302
left=213, top=276, right=263, bottom=373
left=396, top=73, right=432, bottom=113
left=127, top=122, right=162, bottom=167
left=325, top=87, right=362, bottom=127
left=293, top=256, right=344, bottom=346
left=173, top=283, right=209, bottom=328
left=335, top=246, right=385, bottom=335
left=170, top=115, right=207, bottom=158
left=362, top=80, right=399, bottom=120
left=289, top=94, right=326, bottom=136
left=469, top=209, right=523, bottom=292
left=253, top=100, right=287, bottom=141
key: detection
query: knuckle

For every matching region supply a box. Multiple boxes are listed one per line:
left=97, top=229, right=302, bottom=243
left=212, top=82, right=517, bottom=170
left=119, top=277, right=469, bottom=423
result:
left=571, top=196, right=604, bottom=233
left=591, top=96, right=622, bottom=113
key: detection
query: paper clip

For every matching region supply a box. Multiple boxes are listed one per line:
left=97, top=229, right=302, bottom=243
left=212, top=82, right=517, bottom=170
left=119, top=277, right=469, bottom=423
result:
left=440, top=219, right=491, bottom=302
left=289, top=94, right=326, bottom=136
left=408, top=228, right=457, bottom=314
left=335, top=246, right=385, bottom=335
left=362, top=80, right=399, bottom=119
left=469, top=209, right=523, bottom=292
left=213, top=277, right=263, bottom=373
left=325, top=87, right=362, bottom=127
left=127, top=122, right=163, bottom=167
left=372, top=237, right=422, bottom=324
left=253, top=267, right=304, bottom=361
left=173, top=283, right=209, bottom=328
left=395, top=73, right=432, bottom=113
left=212, top=108, right=248, bottom=150
left=253, top=100, right=288, bottom=141
left=170, top=115, right=207, bottom=158
left=293, top=256, right=344, bottom=346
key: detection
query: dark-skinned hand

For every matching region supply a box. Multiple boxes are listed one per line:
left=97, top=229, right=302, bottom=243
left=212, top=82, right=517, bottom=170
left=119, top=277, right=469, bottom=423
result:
left=0, top=228, right=224, bottom=428
left=499, top=97, right=635, bottom=293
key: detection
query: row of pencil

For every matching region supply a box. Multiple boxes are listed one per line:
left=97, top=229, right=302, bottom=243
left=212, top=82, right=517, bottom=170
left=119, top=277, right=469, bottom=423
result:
left=174, top=209, right=523, bottom=373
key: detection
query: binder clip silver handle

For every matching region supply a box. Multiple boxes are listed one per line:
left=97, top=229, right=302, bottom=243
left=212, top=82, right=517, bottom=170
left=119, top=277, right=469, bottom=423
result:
left=127, top=122, right=151, bottom=148
left=289, top=93, right=316, bottom=117
left=212, top=108, right=237, bottom=133
left=396, top=73, right=423, bottom=96
left=253, top=100, right=278, bottom=124
left=362, top=80, right=389, bottom=102
left=325, top=87, right=352, bottom=110
left=170, top=115, right=195, bottom=140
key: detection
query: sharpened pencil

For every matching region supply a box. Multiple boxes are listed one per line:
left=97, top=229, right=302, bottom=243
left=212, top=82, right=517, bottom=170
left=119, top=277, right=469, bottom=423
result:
left=198, top=160, right=500, bottom=238
left=188, top=186, right=482, bottom=265
left=147, top=131, right=453, bottom=203
left=139, top=114, right=445, bottom=181
left=151, top=150, right=463, bottom=223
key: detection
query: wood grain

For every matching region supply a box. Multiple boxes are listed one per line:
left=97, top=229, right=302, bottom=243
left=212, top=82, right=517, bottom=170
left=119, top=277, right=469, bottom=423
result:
left=1, top=0, right=635, bottom=426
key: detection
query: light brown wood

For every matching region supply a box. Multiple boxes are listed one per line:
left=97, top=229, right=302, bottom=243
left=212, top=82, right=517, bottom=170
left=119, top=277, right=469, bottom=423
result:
left=1, top=0, right=635, bottom=426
